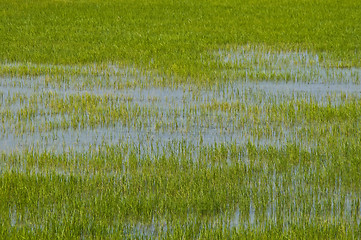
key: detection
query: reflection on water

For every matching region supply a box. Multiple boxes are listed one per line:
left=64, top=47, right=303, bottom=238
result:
left=1, top=77, right=361, bottom=154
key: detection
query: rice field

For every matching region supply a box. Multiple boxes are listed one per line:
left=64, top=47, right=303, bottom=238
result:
left=1, top=0, right=361, bottom=239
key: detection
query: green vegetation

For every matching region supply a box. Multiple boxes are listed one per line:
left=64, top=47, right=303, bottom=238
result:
left=1, top=0, right=361, bottom=80
left=1, top=0, right=361, bottom=239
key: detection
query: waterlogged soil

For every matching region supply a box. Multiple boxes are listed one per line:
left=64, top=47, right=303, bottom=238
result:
left=1, top=48, right=361, bottom=237
left=1, top=78, right=361, bottom=154
left=217, top=47, right=361, bottom=84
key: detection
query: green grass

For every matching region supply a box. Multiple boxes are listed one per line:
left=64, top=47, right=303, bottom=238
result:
left=1, top=0, right=361, bottom=81
left=1, top=140, right=360, bottom=238
left=1, top=0, right=361, bottom=239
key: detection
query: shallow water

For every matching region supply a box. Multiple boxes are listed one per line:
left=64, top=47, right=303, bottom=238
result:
left=1, top=72, right=361, bottom=155
left=2, top=56, right=361, bottom=237
left=216, top=47, right=361, bottom=84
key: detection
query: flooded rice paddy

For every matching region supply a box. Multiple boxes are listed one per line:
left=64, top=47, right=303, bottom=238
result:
left=1, top=48, right=361, bottom=238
